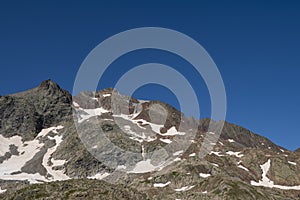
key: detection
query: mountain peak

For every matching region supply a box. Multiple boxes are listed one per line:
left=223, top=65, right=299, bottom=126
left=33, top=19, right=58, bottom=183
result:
left=0, top=79, right=72, bottom=140
left=37, top=79, right=72, bottom=103
left=39, top=79, right=61, bottom=90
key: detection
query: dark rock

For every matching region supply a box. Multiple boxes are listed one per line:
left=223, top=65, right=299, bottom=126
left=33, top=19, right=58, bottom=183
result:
left=0, top=80, right=72, bottom=140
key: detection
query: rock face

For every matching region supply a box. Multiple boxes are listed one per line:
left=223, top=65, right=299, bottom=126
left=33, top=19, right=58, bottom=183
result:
left=0, top=80, right=300, bottom=200
left=0, top=80, right=72, bottom=140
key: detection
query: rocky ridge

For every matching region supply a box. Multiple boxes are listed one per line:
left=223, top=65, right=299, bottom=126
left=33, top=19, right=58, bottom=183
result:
left=0, top=80, right=299, bottom=200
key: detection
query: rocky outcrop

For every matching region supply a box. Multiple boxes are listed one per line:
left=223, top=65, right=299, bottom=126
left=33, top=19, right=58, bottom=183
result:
left=0, top=79, right=72, bottom=140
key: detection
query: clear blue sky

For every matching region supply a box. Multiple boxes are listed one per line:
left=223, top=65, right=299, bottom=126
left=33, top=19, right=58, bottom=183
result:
left=0, top=0, right=299, bottom=150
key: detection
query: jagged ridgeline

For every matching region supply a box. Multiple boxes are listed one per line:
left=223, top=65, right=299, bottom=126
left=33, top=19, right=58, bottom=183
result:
left=0, top=80, right=300, bottom=200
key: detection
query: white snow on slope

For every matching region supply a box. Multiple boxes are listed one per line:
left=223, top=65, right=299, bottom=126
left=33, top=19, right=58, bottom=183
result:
left=77, top=107, right=109, bottom=123
left=116, top=165, right=127, bottom=170
left=189, top=153, right=196, bottom=157
left=147, top=123, right=185, bottom=136
left=88, top=172, right=110, bottom=180
left=226, top=151, right=244, bottom=158
left=0, top=126, right=69, bottom=184
left=42, top=134, right=69, bottom=181
left=0, top=187, right=6, bottom=194
left=114, top=113, right=147, bottom=130
left=251, top=159, right=300, bottom=190
left=123, top=125, right=157, bottom=143
left=159, top=138, right=172, bottom=144
left=153, top=181, right=171, bottom=188
left=288, top=161, right=297, bottom=166
left=51, top=158, right=66, bottom=167
left=228, top=139, right=235, bottom=143
left=173, top=150, right=184, bottom=156
left=161, top=127, right=185, bottom=136
left=145, top=122, right=162, bottom=134
left=173, top=157, right=182, bottom=162
left=174, top=185, right=195, bottom=192
left=238, top=164, right=249, bottom=172
left=199, top=173, right=211, bottom=178
left=209, top=151, right=223, bottom=157
left=72, top=101, right=80, bottom=107
left=103, top=94, right=111, bottom=97
left=0, top=135, right=23, bottom=157
left=128, top=159, right=164, bottom=174
left=211, top=163, right=219, bottom=167
left=114, top=111, right=186, bottom=139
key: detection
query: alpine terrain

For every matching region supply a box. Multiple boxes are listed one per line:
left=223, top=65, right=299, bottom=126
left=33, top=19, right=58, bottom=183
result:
left=0, top=80, right=299, bottom=200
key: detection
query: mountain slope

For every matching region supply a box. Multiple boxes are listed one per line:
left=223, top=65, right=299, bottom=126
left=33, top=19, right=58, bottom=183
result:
left=0, top=80, right=299, bottom=199
left=0, top=80, right=72, bottom=140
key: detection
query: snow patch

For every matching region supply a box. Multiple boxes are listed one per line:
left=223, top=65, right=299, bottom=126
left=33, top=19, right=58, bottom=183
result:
left=288, top=161, right=297, bottom=166
left=51, top=158, right=66, bottom=167
left=0, top=187, right=6, bottom=194
left=226, top=151, right=244, bottom=158
left=153, top=181, right=171, bottom=188
left=128, top=159, right=164, bottom=174
left=174, top=185, right=195, bottom=192
left=72, top=101, right=80, bottom=107
left=0, top=126, right=69, bottom=183
left=116, top=165, right=127, bottom=170
left=173, top=150, right=184, bottom=156
left=123, top=125, right=156, bottom=143
left=199, top=173, right=211, bottom=178
left=251, top=159, right=300, bottom=190
left=88, top=172, right=110, bottom=180
left=0, top=135, right=23, bottom=157
left=159, top=138, right=172, bottom=144
left=189, top=153, right=196, bottom=157
left=173, top=157, right=182, bottom=162
left=103, top=94, right=111, bottom=97
left=209, top=151, right=223, bottom=157
left=77, top=107, right=109, bottom=123
left=211, top=163, right=219, bottom=167
left=42, top=133, right=70, bottom=181
left=238, top=164, right=249, bottom=172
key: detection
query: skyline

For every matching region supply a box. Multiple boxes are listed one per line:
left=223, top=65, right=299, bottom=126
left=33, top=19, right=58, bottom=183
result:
left=0, top=1, right=300, bottom=150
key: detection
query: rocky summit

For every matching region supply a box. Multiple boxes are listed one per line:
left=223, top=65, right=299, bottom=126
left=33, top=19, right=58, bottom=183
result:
left=0, top=80, right=300, bottom=200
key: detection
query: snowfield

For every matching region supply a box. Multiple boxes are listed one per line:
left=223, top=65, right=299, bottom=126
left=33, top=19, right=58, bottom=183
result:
left=0, top=126, right=70, bottom=184
left=251, top=159, right=300, bottom=190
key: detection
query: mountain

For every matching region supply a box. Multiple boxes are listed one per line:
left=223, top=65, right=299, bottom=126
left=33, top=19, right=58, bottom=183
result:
left=0, top=80, right=300, bottom=200
left=0, top=79, right=72, bottom=140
